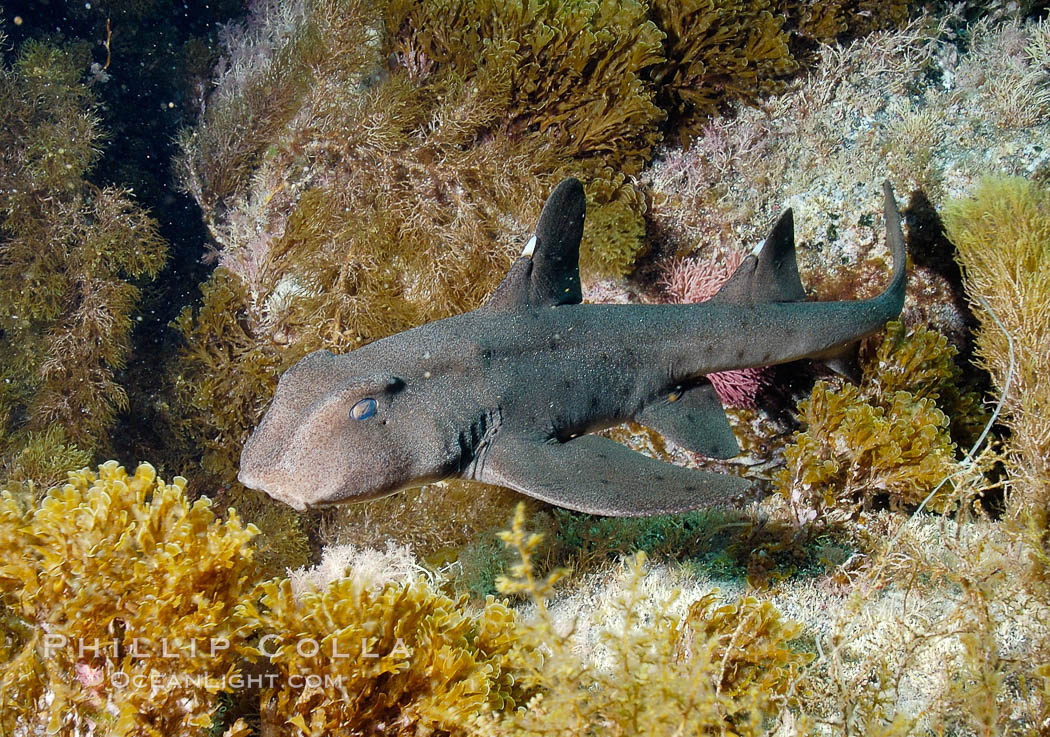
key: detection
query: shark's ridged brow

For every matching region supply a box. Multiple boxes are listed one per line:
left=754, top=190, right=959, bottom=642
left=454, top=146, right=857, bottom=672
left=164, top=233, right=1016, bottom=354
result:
left=322, top=374, right=403, bottom=406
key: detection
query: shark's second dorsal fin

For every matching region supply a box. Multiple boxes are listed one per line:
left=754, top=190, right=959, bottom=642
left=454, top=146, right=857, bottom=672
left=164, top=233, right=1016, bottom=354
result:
left=484, top=177, right=585, bottom=310
left=710, top=209, right=806, bottom=305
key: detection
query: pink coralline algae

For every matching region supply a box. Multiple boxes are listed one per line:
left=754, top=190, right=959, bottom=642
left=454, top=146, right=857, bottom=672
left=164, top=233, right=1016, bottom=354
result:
left=661, top=249, right=771, bottom=408
left=704, top=367, right=770, bottom=409
left=663, top=248, right=745, bottom=303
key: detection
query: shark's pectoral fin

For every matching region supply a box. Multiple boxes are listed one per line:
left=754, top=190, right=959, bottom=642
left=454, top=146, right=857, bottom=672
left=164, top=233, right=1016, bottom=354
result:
left=484, top=178, right=585, bottom=310
left=635, top=380, right=740, bottom=459
left=476, top=433, right=750, bottom=517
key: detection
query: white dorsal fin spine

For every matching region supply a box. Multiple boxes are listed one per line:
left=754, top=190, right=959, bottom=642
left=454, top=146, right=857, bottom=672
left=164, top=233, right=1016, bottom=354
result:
left=522, top=235, right=537, bottom=258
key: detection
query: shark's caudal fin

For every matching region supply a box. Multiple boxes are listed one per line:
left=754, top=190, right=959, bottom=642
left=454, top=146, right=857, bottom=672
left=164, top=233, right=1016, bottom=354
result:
left=711, top=182, right=906, bottom=308
left=484, top=177, right=585, bottom=310
left=712, top=181, right=907, bottom=376
left=880, top=180, right=908, bottom=301
left=804, top=182, right=908, bottom=372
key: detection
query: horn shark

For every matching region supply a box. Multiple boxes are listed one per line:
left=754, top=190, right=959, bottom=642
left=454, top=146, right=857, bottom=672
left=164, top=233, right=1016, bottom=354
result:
left=239, top=178, right=907, bottom=517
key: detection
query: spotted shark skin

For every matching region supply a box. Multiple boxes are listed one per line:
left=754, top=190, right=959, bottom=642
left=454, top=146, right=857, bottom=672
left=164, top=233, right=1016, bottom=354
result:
left=238, top=178, right=907, bottom=516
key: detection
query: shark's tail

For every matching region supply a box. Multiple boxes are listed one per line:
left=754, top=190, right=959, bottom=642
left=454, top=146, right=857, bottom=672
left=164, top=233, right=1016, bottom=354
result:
left=713, top=180, right=906, bottom=311
left=813, top=182, right=907, bottom=379
left=879, top=180, right=908, bottom=313
left=713, top=181, right=907, bottom=379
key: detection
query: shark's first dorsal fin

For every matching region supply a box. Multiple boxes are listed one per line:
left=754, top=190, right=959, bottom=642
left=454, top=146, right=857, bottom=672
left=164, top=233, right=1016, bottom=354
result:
left=710, top=208, right=806, bottom=305
left=484, top=177, right=585, bottom=310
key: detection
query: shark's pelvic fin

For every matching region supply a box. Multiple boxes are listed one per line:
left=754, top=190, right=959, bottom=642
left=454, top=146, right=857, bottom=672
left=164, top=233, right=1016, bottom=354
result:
left=484, top=177, right=585, bottom=310
left=477, top=433, right=750, bottom=517
left=635, top=380, right=740, bottom=459
left=711, top=208, right=807, bottom=305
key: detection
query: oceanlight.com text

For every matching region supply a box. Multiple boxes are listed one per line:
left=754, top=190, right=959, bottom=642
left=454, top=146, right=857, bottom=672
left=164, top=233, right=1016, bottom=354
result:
left=105, top=672, right=342, bottom=692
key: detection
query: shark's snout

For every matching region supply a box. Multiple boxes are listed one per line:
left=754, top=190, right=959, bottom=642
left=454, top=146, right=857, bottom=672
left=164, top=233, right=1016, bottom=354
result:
left=239, top=426, right=370, bottom=510
left=236, top=462, right=307, bottom=511
left=238, top=427, right=309, bottom=510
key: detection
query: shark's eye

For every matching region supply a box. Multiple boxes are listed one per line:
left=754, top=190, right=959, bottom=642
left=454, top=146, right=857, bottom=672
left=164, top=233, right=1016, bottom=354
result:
left=350, top=398, right=378, bottom=421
